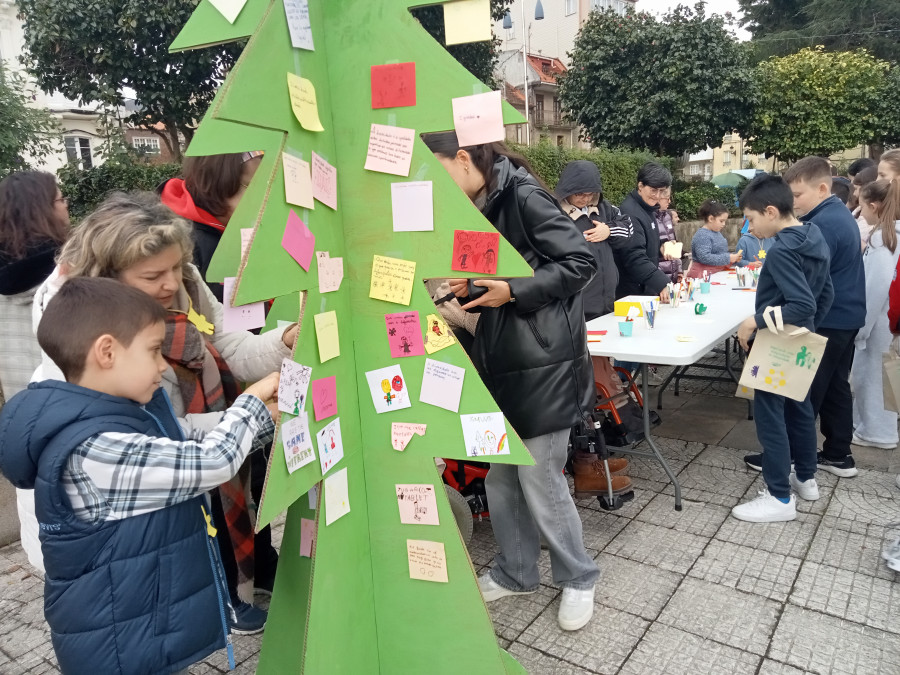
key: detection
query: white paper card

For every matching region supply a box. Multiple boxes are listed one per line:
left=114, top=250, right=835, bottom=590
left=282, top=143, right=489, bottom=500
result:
left=396, top=484, right=440, bottom=525
left=364, top=124, right=415, bottom=177
left=210, top=0, right=247, bottom=23
left=452, top=90, right=505, bottom=146
left=460, top=412, right=510, bottom=457
left=308, top=484, right=318, bottom=510
left=283, top=0, right=314, bottom=50
left=365, top=365, right=412, bottom=413
left=407, top=539, right=448, bottom=583
left=282, top=412, right=316, bottom=474
left=316, top=417, right=344, bottom=475
left=317, top=251, right=344, bottom=293
left=221, top=277, right=266, bottom=332
left=278, top=359, right=313, bottom=414
left=391, top=181, right=434, bottom=232
left=324, top=467, right=350, bottom=526
left=419, top=358, right=465, bottom=412
left=240, top=228, right=254, bottom=258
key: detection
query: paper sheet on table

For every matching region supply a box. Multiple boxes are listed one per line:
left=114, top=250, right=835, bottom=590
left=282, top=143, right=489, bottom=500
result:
left=371, top=62, right=416, bottom=109
left=451, top=229, right=500, bottom=274
left=311, top=152, right=337, bottom=210
left=364, top=124, right=415, bottom=177
left=324, top=466, right=350, bottom=525
left=369, top=255, right=416, bottom=305
left=419, top=358, right=465, bottom=412
left=283, top=0, right=314, bottom=50
left=407, top=539, right=448, bottom=583
left=365, top=364, right=412, bottom=413
left=299, top=518, right=316, bottom=557
left=210, top=0, right=247, bottom=23
left=221, top=277, right=265, bottom=332
left=282, top=152, right=314, bottom=208
left=282, top=412, right=316, bottom=474
left=662, top=240, right=683, bottom=259
left=282, top=210, right=315, bottom=271
left=385, top=311, right=425, bottom=358
left=460, top=412, right=509, bottom=457
left=240, top=228, right=254, bottom=258
left=317, top=417, right=344, bottom=476
left=287, top=73, right=324, bottom=132
left=443, top=0, right=491, bottom=45
left=391, top=181, right=433, bottom=232
left=278, top=359, right=313, bottom=414
left=396, top=484, right=440, bottom=525
left=314, top=310, right=340, bottom=362
left=311, top=376, right=337, bottom=421
left=452, top=90, right=504, bottom=146
left=423, top=314, right=455, bottom=354
left=316, top=251, right=343, bottom=293
left=391, top=422, right=427, bottom=451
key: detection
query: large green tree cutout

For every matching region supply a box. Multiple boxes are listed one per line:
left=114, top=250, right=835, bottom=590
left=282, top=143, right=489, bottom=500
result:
left=172, top=1, right=537, bottom=672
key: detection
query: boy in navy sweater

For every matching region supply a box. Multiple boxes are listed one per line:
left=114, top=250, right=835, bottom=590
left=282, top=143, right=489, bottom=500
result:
left=735, top=176, right=834, bottom=522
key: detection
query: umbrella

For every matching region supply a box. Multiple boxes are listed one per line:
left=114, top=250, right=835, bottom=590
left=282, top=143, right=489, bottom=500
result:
left=710, top=172, right=744, bottom=187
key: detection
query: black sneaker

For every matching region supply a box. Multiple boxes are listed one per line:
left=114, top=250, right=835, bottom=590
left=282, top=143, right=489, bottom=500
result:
left=228, top=601, right=267, bottom=635
left=817, top=452, right=858, bottom=478
left=744, top=453, right=763, bottom=471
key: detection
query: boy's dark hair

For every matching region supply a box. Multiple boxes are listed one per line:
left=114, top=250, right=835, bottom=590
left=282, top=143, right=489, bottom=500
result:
left=851, top=165, right=878, bottom=187
left=37, top=277, right=167, bottom=382
left=782, top=156, right=833, bottom=187
left=831, top=176, right=851, bottom=204
left=740, top=175, right=795, bottom=218
left=637, top=162, right=672, bottom=189
left=183, top=153, right=245, bottom=219
left=698, top=199, right=729, bottom=222
left=847, top=157, right=876, bottom=178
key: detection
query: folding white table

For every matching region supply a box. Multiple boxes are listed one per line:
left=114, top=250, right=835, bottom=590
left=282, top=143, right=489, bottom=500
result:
left=586, top=272, right=757, bottom=510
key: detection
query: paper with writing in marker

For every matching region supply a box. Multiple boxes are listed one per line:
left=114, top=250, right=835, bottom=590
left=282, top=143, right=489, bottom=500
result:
left=313, top=311, right=340, bottom=363
left=371, top=62, right=416, bottom=109
left=396, top=484, right=440, bottom=525
left=365, top=364, right=411, bottom=414
left=283, top=0, right=314, bottom=50
left=452, top=90, right=504, bottom=147
left=316, top=251, right=343, bottom=294
left=391, top=181, right=433, bottom=232
left=385, top=311, right=425, bottom=358
left=282, top=412, right=316, bottom=474
left=317, top=417, right=344, bottom=476
left=311, top=376, right=337, bottom=421
left=391, top=422, right=427, bottom=451
left=240, top=228, right=254, bottom=258
left=287, top=73, right=325, bottom=131
left=299, top=518, right=316, bottom=557
left=311, top=152, right=337, bottom=210
left=364, top=124, right=415, bottom=177
left=221, top=277, right=266, bottom=332
left=324, top=466, right=350, bottom=525
left=420, top=358, right=465, bottom=412
left=210, top=0, right=247, bottom=23
left=460, top=412, right=510, bottom=457
left=443, top=0, right=491, bottom=45
left=282, top=153, right=314, bottom=208
left=451, top=229, right=499, bottom=274
left=278, top=359, right=313, bottom=414
left=407, top=539, right=448, bottom=583
left=282, top=210, right=315, bottom=271
left=423, top=314, right=455, bottom=354
left=369, top=255, right=416, bottom=305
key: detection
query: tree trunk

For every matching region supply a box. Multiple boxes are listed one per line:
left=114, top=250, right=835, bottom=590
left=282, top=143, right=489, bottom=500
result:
left=868, top=142, right=884, bottom=162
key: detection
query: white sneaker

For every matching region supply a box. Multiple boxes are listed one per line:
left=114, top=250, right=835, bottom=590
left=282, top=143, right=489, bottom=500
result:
left=851, top=434, right=897, bottom=450
left=789, top=473, right=820, bottom=501
left=558, top=586, right=594, bottom=631
left=477, top=573, right=536, bottom=603
left=882, top=525, right=900, bottom=573
left=731, top=489, right=796, bottom=523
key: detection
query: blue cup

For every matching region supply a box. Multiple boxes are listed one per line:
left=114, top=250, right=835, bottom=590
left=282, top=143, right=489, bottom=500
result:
left=700, top=282, right=711, bottom=294
left=618, top=321, right=633, bottom=337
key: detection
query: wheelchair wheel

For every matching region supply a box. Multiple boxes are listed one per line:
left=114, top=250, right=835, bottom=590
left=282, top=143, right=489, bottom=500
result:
left=445, top=485, right=474, bottom=544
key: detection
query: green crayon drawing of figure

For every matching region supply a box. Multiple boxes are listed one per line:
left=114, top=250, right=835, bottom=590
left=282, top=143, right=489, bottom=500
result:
left=796, top=347, right=809, bottom=367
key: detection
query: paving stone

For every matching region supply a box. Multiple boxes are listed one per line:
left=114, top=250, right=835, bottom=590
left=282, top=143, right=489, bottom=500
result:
left=621, top=456, right=687, bottom=486
left=824, top=487, right=898, bottom=526
left=604, top=521, right=708, bottom=575
left=487, top=584, right=560, bottom=642
left=578, top=509, right=630, bottom=552
left=714, top=510, right=820, bottom=559
left=618, top=623, right=761, bottom=675
left=691, top=444, right=751, bottom=471
left=832, top=468, right=900, bottom=499
left=718, top=419, right=764, bottom=453
left=662, top=463, right=757, bottom=508
left=507, top=642, right=598, bottom=674
left=757, top=659, right=813, bottom=675
left=656, top=578, right=780, bottom=655
left=517, top=603, right=648, bottom=675
left=635, top=493, right=731, bottom=537
left=647, top=437, right=707, bottom=464
left=689, top=539, right=802, bottom=602
left=769, top=604, right=900, bottom=674
left=593, top=553, right=682, bottom=621
left=653, top=410, right=737, bottom=445
left=806, top=516, right=896, bottom=581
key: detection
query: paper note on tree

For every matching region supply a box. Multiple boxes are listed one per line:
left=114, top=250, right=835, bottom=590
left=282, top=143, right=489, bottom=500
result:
left=391, top=422, right=427, bottom=451
left=370, top=255, right=416, bottom=305
left=364, top=123, right=415, bottom=176
left=317, top=417, right=344, bottom=475
left=385, top=311, right=425, bottom=358
left=210, top=0, right=247, bottom=23
left=423, top=314, right=455, bottom=354
left=396, top=484, right=439, bottom=525
left=287, top=73, right=324, bottom=131
left=407, top=539, right=448, bottom=583
left=365, top=364, right=411, bottom=413
left=371, top=62, right=416, bottom=109
left=317, top=251, right=343, bottom=293
left=420, top=358, right=465, bottom=412
left=283, top=152, right=314, bottom=208
left=278, top=359, right=313, bottom=414
left=311, top=152, right=337, bottom=209
left=314, top=311, right=340, bottom=362
left=312, top=376, right=337, bottom=421
left=391, top=181, right=433, bottom=232
left=240, top=228, right=254, bottom=258
left=460, top=412, right=510, bottom=457
left=443, top=0, right=491, bottom=45
left=299, top=518, right=316, bottom=557
left=452, top=90, right=504, bottom=146
left=324, top=466, right=350, bottom=525
left=282, top=412, right=316, bottom=474
left=452, top=230, right=500, bottom=274
left=282, top=210, right=315, bottom=271
left=221, top=277, right=265, bottom=332
left=283, top=0, right=314, bottom=50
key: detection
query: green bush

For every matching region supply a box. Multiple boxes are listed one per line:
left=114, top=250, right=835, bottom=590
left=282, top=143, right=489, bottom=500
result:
left=670, top=178, right=744, bottom=221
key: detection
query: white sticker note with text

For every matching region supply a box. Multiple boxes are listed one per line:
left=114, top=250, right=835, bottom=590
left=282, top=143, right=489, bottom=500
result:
left=391, top=181, right=434, bottom=232
left=364, top=124, right=416, bottom=177
left=419, top=358, right=465, bottom=412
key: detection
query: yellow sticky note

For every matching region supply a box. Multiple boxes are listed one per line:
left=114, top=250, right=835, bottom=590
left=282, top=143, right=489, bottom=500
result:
left=369, top=255, right=416, bottom=306
left=407, top=539, right=448, bottom=583
left=314, top=310, right=340, bottom=363
left=443, top=0, right=491, bottom=45
left=423, top=313, right=455, bottom=354
left=287, top=73, right=325, bottom=132
left=282, top=152, right=314, bottom=208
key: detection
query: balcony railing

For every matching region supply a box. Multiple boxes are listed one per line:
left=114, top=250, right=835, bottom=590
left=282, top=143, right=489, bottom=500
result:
left=532, top=110, right=573, bottom=128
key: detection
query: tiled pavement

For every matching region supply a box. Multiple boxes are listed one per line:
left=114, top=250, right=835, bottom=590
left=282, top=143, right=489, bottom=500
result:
left=1, top=359, right=899, bottom=674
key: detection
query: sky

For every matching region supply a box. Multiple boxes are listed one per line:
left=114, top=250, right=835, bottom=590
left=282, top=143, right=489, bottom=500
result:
left=635, top=0, right=752, bottom=41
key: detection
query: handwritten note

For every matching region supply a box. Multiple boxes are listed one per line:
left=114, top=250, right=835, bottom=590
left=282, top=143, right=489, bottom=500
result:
left=316, top=251, right=343, bottom=294
left=391, top=422, right=427, bottom=451
left=451, top=229, right=500, bottom=274
left=423, top=314, right=455, bottom=354
left=420, top=358, right=465, bottom=412
left=240, top=228, right=254, bottom=258
left=314, top=311, right=340, bottom=362
left=312, top=376, right=337, bottom=421
left=283, top=0, right=314, bottom=50
left=385, top=311, right=425, bottom=358
left=369, top=255, right=416, bottom=306
left=221, top=277, right=265, bottom=332
left=282, top=412, right=316, bottom=474
left=460, top=412, right=510, bottom=457
left=210, top=0, right=247, bottom=23
left=287, top=73, right=324, bottom=132
left=278, top=358, right=312, bottom=414
left=407, top=539, right=448, bottom=583
left=283, top=152, right=314, bottom=208
left=282, top=210, right=315, bottom=271
left=299, top=518, right=316, bottom=557
left=396, top=484, right=440, bottom=526
left=371, top=62, right=416, bottom=109
left=391, top=181, right=433, bottom=232
left=317, top=417, right=344, bottom=476
left=365, top=364, right=412, bottom=414
left=324, top=466, right=350, bottom=525
left=364, top=124, right=415, bottom=177
left=443, top=0, right=491, bottom=45
left=311, top=152, right=337, bottom=210
left=452, top=90, right=504, bottom=146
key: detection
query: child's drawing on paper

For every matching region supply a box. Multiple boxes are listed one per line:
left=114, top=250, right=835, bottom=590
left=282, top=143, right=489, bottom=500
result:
left=278, top=359, right=313, bottom=415
left=451, top=230, right=500, bottom=275
left=460, top=412, right=509, bottom=457
left=385, top=311, right=424, bottom=358
left=423, top=313, right=455, bottom=354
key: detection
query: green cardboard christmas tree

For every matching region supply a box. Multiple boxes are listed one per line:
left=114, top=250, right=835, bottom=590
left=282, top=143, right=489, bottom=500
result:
left=172, top=1, right=535, bottom=671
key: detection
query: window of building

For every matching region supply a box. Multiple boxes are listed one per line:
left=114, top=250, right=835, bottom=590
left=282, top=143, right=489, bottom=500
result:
left=565, top=0, right=576, bottom=15
left=557, top=135, right=564, bottom=147
left=689, top=163, right=700, bottom=176
left=723, top=151, right=732, bottom=166
left=64, top=136, right=93, bottom=169
left=591, top=0, right=628, bottom=14
left=132, top=136, right=161, bottom=154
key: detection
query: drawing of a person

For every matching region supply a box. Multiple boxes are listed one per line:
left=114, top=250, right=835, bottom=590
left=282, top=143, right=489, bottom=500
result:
left=484, top=248, right=496, bottom=270
left=432, top=320, right=443, bottom=337
left=400, top=336, right=412, bottom=354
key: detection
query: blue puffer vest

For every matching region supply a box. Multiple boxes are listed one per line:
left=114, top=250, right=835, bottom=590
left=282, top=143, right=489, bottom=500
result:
left=0, top=381, right=228, bottom=675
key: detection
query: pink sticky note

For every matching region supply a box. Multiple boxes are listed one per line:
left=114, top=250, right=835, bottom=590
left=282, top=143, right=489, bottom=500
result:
left=312, top=152, right=338, bottom=210
left=385, top=311, right=425, bottom=358
left=299, top=517, right=316, bottom=557
left=452, top=90, right=505, bottom=147
left=312, top=376, right=337, bottom=422
left=282, top=210, right=315, bottom=271
left=221, top=277, right=266, bottom=332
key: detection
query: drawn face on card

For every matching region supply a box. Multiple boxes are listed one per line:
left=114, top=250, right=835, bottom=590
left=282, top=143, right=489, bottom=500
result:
left=451, top=230, right=500, bottom=275
left=385, top=311, right=424, bottom=358
left=316, top=417, right=344, bottom=476
left=460, top=412, right=510, bottom=458
left=396, top=484, right=439, bottom=525
left=278, top=359, right=313, bottom=414
left=365, top=365, right=412, bottom=414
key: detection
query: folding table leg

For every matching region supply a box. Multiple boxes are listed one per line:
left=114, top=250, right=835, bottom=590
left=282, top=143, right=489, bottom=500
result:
left=639, top=364, right=682, bottom=511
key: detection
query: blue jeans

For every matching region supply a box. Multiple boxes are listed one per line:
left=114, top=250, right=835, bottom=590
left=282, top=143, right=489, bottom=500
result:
left=755, top=390, right=818, bottom=499
left=486, top=428, right=599, bottom=591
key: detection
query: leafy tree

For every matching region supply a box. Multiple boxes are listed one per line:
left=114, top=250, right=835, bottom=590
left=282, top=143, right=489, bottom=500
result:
left=871, top=65, right=900, bottom=153
left=558, top=4, right=754, bottom=157
left=16, top=0, right=242, bottom=160
left=0, top=63, right=60, bottom=179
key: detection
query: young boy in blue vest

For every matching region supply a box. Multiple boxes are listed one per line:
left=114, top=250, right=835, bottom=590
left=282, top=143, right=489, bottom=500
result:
left=734, top=176, right=834, bottom=522
left=0, top=277, right=279, bottom=674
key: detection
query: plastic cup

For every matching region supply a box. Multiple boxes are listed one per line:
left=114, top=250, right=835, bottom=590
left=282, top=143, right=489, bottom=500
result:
left=618, top=321, right=633, bottom=337
left=700, top=282, right=711, bottom=294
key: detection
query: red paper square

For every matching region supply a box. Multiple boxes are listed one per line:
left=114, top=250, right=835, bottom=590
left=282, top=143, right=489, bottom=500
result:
left=371, top=62, right=416, bottom=109
left=451, top=230, right=500, bottom=275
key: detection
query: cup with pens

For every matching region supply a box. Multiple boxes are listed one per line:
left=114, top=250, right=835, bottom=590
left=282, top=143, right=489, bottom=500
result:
left=671, top=282, right=682, bottom=308
left=642, top=300, right=657, bottom=330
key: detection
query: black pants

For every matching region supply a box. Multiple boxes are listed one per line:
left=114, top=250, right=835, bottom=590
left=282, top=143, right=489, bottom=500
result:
left=809, top=327, right=858, bottom=461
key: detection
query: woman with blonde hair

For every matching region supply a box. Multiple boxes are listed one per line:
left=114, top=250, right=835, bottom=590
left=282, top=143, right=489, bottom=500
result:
left=878, top=149, right=900, bottom=183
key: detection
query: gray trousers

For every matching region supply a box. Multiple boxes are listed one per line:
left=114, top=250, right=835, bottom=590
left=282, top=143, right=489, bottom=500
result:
left=486, top=428, right=599, bottom=591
